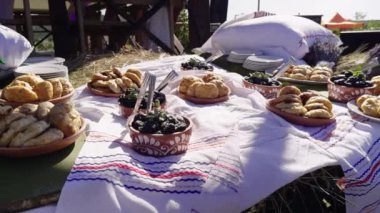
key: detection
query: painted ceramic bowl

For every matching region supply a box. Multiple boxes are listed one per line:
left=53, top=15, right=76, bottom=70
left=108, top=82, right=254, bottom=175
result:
left=128, top=116, right=192, bottom=157
left=242, top=79, right=282, bottom=99
left=119, top=103, right=166, bottom=118
left=328, top=79, right=376, bottom=102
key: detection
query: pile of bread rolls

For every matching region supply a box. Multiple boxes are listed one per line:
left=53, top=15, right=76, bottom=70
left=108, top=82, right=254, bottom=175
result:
left=0, top=101, right=82, bottom=147
left=1, top=74, right=73, bottom=103
left=179, top=73, right=230, bottom=99
left=89, top=67, right=142, bottom=94
left=371, top=76, right=380, bottom=95
left=284, top=65, right=333, bottom=82
left=272, top=86, right=334, bottom=119
left=356, top=94, right=380, bottom=118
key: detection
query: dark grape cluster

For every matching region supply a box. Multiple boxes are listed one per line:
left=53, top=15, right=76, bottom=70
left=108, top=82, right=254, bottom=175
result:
left=181, top=58, right=213, bottom=71
left=244, top=71, right=281, bottom=86
left=118, top=87, right=166, bottom=109
left=330, top=71, right=373, bottom=88
left=132, top=110, right=189, bottom=134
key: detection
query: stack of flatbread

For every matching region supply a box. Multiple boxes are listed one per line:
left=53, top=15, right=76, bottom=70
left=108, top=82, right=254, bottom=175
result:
left=0, top=101, right=82, bottom=147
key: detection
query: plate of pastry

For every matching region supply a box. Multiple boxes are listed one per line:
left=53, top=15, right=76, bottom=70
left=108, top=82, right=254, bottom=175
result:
left=347, top=94, right=380, bottom=123
left=0, top=74, right=74, bottom=107
left=87, top=67, right=142, bottom=97
left=266, top=86, right=336, bottom=126
left=277, top=65, right=333, bottom=85
left=177, top=72, right=230, bottom=104
left=0, top=102, right=86, bottom=157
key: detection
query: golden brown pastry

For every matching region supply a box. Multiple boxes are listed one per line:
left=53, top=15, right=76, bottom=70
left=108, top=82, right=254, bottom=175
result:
left=48, top=102, right=82, bottom=137
left=0, top=112, right=26, bottom=134
left=202, top=72, right=223, bottom=82
left=299, top=91, right=319, bottom=105
left=3, top=86, right=39, bottom=102
left=356, top=94, right=373, bottom=108
left=23, top=128, right=64, bottom=147
left=47, top=78, right=63, bottom=98
left=9, top=120, right=50, bottom=147
left=107, top=79, right=122, bottom=94
left=186, top=82, right=202, bottom=97
left=290, top=73, right=307, bottom=80
left=115, top=78, right=128, bottom=92
left=272, top=94, right=302, bottom=105
left=126, top=68, right=142, bottom=79
left=194, top=83, right=219, bottom=99
left=124, top=72, right=141, bottom=87
left=92, top=73, right=109, bottom=82
left=371, top=76, right=380, bottom=95
left=311, top=70, right=331, bottom=77
left=310, top=74, right=329, bottom=82
left=305, top=102, right=329, bottom=112
left=9, top=80, right=32, bottom=89
left=36, top=102, right=54, bottom=120
left=0, top=115, right=37, bottom=146
left=278, top=86, right=302, bottom=97
left=58, top=78, right=74, bottom=96
left=15, top=74, right=43, bottom=87
left=179, top=76, right=202, bottom=94
left=91, top=80, right=109, bottom=88
left=275, top=102, right=307, bottom=116
left=121, top=76, right=137, bottom=88
left=33, top=81, right=54, bottom=101
left=112, top=67, right=123, bottom=78
left=305, top=96, right=333, bottom=112
left=305, top=109, right=332, bottom=119
left=210, top=80, right=229, bottom=97
left=14, top=103, right=38, bottom=115
left=360, top=98, right=380, bottom=118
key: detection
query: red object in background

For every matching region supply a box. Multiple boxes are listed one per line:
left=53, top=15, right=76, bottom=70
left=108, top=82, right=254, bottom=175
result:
left=323, top=13, right=364, bottom=30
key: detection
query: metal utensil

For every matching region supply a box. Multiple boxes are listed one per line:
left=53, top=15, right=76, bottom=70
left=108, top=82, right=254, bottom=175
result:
left=146, top=75, right=157, bottom=112
left=132, top=72, right=151, bottom=115
left=272, top=57, right=296, bottom=80
left=155, top=70, right=179, bottom=92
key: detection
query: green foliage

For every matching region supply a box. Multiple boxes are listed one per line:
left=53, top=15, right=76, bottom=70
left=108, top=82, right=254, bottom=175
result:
left=365, top=20, right=380, bottom=30
left=174, top=10, right=190, bottom=51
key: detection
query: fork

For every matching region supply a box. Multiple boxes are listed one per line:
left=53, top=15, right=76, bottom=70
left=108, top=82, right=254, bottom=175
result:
left=155, top=70, right=179, bottom=92
left=272, top=57, right=296, bottom=80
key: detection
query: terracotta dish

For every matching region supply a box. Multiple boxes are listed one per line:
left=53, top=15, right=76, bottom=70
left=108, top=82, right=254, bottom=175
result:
left=242, top=79, right=281, bottom=99
left=328, top=79, right=375, bottom=102
left=0, top=118, right=86, bottom=158
left=0, top=90, right=74, bottom=107
left=128, top=117, right=192, bottom=157
left=266, top=100, right=336, bottom=127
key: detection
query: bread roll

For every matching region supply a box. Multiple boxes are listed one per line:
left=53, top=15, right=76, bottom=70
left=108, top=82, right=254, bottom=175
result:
left=0, top=104, right=12, bottom=117
left=107, top=79, right=122, bottom=94
left=9, top=80, right=32, bottom=89
left=91, top=80, right=109, bottom=88
left=23, top=128, right=64, bottom=147
left=275, top=102, right=307, bottom=116
left=15, top=74, right=43, bottom=87
left=300, top=91, right=319, bottom=105
left=47, top=78, right=63, bottom=98
left=305, top=109, right=332, bottom=119
left=194, top=83, right=219, bottom=99
left=121, top=76, right=136, bottom=88
left=58, top=78, right=74, bottom=96
left=202, top=72, right=223, bottom=82
left=186, top=82, right=202, bottom=97
left=33, top=81, right=54, bottom=101
left=115, top=78, right=128, bottom=91
left=0, top=112, right=26, bottom=134
left=360, top=98, right=380, bottom=117
left=14, top=103, right=38, bottom=115
left=3, top=86, right=39, bottom=102
left=92, top=73, right=109, bottom=82
left=305, top=102, right=329, bottom=111
left=179, top=76, right=202, bottom=94
left=48, top=102, right=82, bottom=137
left=356, top=94, right=373, bottom=108
left=112, top=67, right=123, bottom=78
left=36, top=102, right=54, bottom=120
left=126, top=68, right=142, bottom=79
left=9, top=120, right=50, bottom=147
left=0, top=115, right=37, bottom=146
left=306, top=96, right=333, bottom=112
left=124, top=72, right=141, bottom=87
left=278, top=86, right=302, bottom=97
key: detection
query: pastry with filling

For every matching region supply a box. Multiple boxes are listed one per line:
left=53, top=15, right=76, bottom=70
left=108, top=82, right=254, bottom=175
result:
left=0, top=115, right=37, bottom=146
left=48, top=102, right=82, bottom=137
left=107, top=79, right=122, bottom=94
left=179, top=76, right=202, bottom=94
left=47, top=78, right=63, bottom=98
left=278, top=86, right=302, bottom=96
left=33, top=81, right=54, bottom=101
left=275, top=102, right=307, bottom=116
left=0, top=104, right=12, bottom=117
left=356, top=94, right=373, bottom=108
left=15, top=74, right=43, bottom=87
left=36, top=102, right=54, bottom=120
left=194, top=83, right=219, bottom=99
left=304, top=102, right=329, bottom=111
left=202, top=72, right=223, bottom=82
left=305, top=96, right=333, bottom=112
left=0, top=112, right=26, bottom=134
left=124, top=72, right=141, bottom=87
left=23, top=128, right=64, bottom=147
left=305, top=109, right=332, bottom=119
left=126, top=68, right=142, bottom=79
left=360, top=98, right=380, bottom=117
left=9, top=120, right=50, bottom=147
left=59, top=78, right=74, bottom=96
left=14, top=103, right=38, bottom=115
left=3, top=86, right=39, bottom=102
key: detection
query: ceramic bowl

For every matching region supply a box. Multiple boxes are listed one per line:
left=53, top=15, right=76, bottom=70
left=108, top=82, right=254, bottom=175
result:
left=128, top=116, right=192, bottom=157
left=327, top=79, right=376, bottom=102
left=242, top=79, right=282, bottom=99
left=119, top=103, right=166, bottom=118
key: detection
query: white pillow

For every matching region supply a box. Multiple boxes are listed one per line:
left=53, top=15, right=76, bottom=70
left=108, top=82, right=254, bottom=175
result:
left=202, top=15, right=341, bottom=59
left=0, top=25, right=33, bottom=69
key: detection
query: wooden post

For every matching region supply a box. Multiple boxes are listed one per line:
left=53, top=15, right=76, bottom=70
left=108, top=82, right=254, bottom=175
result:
left=23, top=0, right=34, bottom=44
left=74, top=0, right=87, bottom=53
left=188, top=0, right=210, bottom=49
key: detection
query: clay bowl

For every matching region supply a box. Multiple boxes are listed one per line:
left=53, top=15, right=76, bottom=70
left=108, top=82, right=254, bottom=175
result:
left=242, top=79, right=282, bottom=99
left=327, top=79, right=376, bottom=103
left=120, top=102, right=166, bottom=118
left=128, top=116, right=192, bottom=157
left=0, top=90, right=74, bottom=108
left=0, top=118, right=86, bottom=158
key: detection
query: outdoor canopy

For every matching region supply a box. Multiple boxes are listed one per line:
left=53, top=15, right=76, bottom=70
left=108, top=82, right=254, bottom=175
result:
left=323, top=12, right=364, bottom=30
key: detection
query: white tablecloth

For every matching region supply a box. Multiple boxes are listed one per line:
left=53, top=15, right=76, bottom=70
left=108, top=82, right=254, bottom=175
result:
left=27, top=56, right=380, bottom=213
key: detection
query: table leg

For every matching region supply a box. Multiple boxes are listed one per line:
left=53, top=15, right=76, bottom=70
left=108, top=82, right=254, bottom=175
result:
left=23, top=0, right=34, bottom=45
